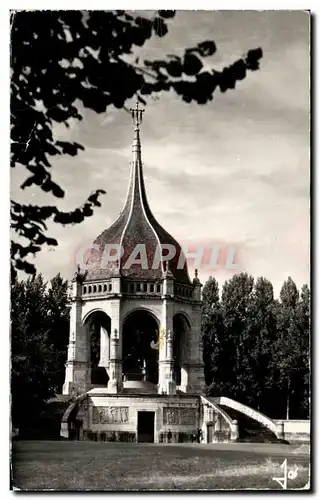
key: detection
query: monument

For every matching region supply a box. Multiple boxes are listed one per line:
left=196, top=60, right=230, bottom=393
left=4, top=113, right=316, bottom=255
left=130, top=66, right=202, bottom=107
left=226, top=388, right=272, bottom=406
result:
left=60, top=104, right=284, bottom=444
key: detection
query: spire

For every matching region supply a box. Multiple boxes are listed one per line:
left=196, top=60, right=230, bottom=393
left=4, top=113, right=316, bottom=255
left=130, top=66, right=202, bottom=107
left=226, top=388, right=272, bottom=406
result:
left=118, top=100, right=149, bottom=220
left=125, top=100, right=149, bottom=214
left=130, top=101, right=144, bottom=163
left=88, top=101, right=192, bottom=285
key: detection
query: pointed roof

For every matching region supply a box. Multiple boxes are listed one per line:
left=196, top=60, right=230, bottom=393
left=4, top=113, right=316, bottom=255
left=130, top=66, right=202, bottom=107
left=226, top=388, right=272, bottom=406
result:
left=85, top=103, right=191, bottom=285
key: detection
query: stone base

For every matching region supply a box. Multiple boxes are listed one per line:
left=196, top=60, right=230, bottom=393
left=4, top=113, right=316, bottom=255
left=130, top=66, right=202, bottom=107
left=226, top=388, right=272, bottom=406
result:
left=61, top=392, right=309, bottom=445
left=61, top=391, right=204, bottom=443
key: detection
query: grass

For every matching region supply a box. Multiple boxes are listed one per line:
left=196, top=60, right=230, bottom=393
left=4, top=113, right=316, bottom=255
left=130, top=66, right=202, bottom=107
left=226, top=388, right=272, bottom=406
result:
left=11, top=441, right=310, bottom=491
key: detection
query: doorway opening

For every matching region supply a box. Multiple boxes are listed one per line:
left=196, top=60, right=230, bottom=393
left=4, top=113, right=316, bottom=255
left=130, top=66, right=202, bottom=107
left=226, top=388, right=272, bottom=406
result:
left=137, top=411, right=155, bottom=443
left=84, top=311, right=111, bottom=386
left=122, top=310, right=159, bottom=384
left=207, top=424, right=213, bottom=443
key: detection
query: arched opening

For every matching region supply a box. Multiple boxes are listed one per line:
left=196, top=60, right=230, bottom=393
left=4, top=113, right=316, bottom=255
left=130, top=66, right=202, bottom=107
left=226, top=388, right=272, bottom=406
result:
left=173, top=313, right=190, bottom=386
left=84, top=311, right=111, bottom=386
left=122, top=310, right=159, bottom=384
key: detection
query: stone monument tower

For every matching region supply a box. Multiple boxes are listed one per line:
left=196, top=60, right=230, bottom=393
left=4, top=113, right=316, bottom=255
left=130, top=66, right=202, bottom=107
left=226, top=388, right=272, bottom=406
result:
left=60, top=104, right=244, bottom=444
left=63, top=102, right=205, bottom=399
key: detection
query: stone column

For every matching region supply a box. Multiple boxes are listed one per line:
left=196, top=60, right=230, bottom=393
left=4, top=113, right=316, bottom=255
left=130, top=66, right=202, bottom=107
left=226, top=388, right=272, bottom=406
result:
left=275, top=421, right=285, bottom=440
left=230, top=420, right=239, bottom=441
left=165, top=329, right=176, bottom=395
left=108, top=329, right=122, bottom=393
left=108, top=298, right=123, bottom=393
left=181, top=302, right=205, bottom=394
left=158, top=293, right=176, bottom=395
left=63, top=273, right=90, bottom=396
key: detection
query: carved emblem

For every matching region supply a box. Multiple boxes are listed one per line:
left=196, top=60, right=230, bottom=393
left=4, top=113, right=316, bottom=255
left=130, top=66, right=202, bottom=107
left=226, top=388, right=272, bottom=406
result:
left=163, top=407, right=196, bottom=426
left=92, top=406, right=129, bottom=424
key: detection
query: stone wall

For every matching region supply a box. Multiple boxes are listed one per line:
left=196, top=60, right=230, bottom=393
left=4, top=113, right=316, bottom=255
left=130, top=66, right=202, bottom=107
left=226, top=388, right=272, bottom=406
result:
left=274, top=420, right=310, bottom=442
left=72, top=393, right=200, bottom=443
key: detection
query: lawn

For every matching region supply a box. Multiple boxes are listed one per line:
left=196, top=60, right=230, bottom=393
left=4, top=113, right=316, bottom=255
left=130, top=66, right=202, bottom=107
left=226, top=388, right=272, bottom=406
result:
left=11, top=441, right=310, bottom=491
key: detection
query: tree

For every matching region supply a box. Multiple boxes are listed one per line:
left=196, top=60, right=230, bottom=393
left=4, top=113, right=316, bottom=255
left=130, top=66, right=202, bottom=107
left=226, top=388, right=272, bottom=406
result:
left=295, top=284, right=310, bottom=416
left=219, top=272, right=254, bottom=402
left=10, top=10, right=263, bottom=274
left=11, top=274, right=57, bottom=429
left=272, top=277, right=310, bottom=419
left=201, top=274, right=310, bottom=419
left=245, top=277, right=277, bottom=415
left=45, top=273, right=70, bottom=392
left=201, top=276, right=224, bottom=393
left=11, top=273, right=70, bottom=430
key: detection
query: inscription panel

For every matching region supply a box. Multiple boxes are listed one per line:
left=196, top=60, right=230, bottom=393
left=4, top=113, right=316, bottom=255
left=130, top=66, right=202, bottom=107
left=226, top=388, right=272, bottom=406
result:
left=92, top=406, right=129, bottom=424
left=163, top=407, right=196, bottom=426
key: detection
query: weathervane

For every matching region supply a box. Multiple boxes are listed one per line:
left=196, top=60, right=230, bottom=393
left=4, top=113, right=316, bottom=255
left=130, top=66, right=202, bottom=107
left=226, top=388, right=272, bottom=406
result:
left=130, top=101, right=145, bottom=129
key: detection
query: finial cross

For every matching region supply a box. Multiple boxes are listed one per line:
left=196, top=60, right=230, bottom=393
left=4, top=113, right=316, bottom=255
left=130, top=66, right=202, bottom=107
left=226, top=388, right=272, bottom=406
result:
left=130, top=101, right=145, bottom=128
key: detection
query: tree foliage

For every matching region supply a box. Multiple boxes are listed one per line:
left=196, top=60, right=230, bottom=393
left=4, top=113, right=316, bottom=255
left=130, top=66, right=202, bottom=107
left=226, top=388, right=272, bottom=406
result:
left=203, top=274, right=310, bottom=419
left=201, top=276, right=224, bottom=393
left=271, top=278, right=310, bottom=418
left=10, top=9, right=263, bottom=274
left=11, top=273, right=69, bottom=429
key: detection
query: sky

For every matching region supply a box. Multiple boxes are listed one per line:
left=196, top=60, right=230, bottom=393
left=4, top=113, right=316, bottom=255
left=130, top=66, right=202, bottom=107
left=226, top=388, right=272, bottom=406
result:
left=10, top=10, right=310, bottom=297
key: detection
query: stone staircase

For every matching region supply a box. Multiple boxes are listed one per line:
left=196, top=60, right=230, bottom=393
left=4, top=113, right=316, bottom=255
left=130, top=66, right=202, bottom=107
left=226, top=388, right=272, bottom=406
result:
left=219, top=405, right=280, bottom=443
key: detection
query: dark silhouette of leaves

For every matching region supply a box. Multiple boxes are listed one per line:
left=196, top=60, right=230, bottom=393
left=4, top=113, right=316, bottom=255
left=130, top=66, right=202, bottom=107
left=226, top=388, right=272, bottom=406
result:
left=10, top=10, right=263, bottom=273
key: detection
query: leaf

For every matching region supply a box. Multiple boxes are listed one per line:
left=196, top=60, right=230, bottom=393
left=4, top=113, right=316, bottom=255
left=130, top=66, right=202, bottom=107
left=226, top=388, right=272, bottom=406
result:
left=183, top=53, right=203, bottom=76
left=158, top=10, right=176, bottom=19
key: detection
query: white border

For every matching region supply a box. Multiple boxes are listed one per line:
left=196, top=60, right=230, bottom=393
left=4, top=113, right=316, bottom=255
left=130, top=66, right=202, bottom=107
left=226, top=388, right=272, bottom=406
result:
left=2, top=2, right=315, bottom=498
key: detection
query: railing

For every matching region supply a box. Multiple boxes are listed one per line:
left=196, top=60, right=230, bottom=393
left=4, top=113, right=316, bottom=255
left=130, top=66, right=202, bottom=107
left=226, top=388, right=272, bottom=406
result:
left=82, top=282, right=113, bottom=296
left=174, top=285, right=193, bottom=299
left=82, top=281, right=195, bottom=298
left=122, top=282, right=162, bottom=295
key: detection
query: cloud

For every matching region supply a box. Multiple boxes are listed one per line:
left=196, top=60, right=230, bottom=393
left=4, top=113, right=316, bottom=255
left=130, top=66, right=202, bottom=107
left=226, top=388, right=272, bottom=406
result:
left=11, top=11, right=310, bottom=296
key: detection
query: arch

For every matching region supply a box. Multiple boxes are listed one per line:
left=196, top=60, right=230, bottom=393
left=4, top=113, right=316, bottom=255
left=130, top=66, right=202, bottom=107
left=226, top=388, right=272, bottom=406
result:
left=173, top=310, right=192, bottom=328
left=61, top=393, right=88, bottom=439
left=212, top=396, right=278, bottom=436
left=122, top=309, right=159, bottom=384
left=82, top=308, right=109, bottom=326
left=122, top=307, right=160, bottom=327
left=82, top=309, right=111, bottom=387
